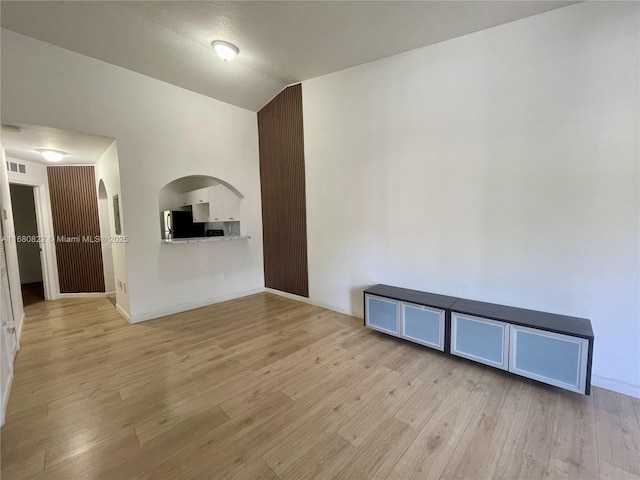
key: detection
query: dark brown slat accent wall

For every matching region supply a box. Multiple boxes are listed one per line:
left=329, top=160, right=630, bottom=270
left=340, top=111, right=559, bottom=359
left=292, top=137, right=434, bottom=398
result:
left=258, top=84, right=309, bottom=297
left=47, top=166, right=105, bottom=293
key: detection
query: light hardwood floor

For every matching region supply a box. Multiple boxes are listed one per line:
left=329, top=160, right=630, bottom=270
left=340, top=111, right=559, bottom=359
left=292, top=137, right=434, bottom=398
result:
left=1, top=293, right=639, bottom=479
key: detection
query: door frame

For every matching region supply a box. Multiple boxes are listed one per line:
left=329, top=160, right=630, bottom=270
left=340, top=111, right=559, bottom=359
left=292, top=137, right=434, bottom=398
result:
left=9, top=180, right=59, bottom=301
left=0, top=218, right=17, bottom=428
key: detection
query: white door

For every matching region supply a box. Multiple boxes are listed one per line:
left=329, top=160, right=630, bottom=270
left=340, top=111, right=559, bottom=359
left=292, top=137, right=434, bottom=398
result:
left=0, top=221, right=18, bottom=426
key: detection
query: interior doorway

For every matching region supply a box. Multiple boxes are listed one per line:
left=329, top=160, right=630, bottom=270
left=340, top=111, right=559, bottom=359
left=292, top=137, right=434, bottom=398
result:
left=9, top=184, right=44, bottom=307
left=9, top=184, right=44, bottom=306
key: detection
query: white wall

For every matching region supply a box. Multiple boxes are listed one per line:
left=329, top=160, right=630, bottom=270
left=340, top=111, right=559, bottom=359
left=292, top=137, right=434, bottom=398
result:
left=303, top=2, right=639, bottom=396
left=8, top=184, right=42, bottom=284
left=1, top=29, right=264, bottom=323
left=94, top=141, right=129, bottom=315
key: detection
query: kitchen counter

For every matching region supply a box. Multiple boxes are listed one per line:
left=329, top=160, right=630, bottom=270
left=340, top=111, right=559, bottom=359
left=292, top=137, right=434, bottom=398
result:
left=161, top=235, right=251, bottom=244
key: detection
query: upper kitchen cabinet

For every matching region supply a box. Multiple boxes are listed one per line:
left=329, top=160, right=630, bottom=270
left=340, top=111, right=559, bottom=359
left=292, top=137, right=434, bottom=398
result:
left=173, top=183, right=241, bottom=223
left=178, top=187, right=207, bottom=207
left=207, top=185, right=240, bottom=222
left=178, top=187, right=210, bottom=222
left=178, top=190, right=191, bottom=207
left=223, top=187, right=240, bottom=221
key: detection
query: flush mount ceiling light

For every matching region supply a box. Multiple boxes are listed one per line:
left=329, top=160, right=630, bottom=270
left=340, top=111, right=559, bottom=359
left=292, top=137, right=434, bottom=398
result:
left=37, top=149, right=67, bottom=162
left=212, top=40, right=239, bottom=62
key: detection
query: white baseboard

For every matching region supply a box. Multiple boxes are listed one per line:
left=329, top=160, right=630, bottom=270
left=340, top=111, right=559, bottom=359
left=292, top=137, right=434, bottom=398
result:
left=129, top=288, right=266, bottom=324
left=264, top=288, right=363, bottom=319
left=105, top=290, right=116, bottom=296
left=1, top=369, right=14, bottom=428
left=115, top=303, right=131, bottom=323
left=58, top=292, right=106, bottom=299
left=16, top=312, right=25, bottom=347
left=592, top=374, right=640, bottom=398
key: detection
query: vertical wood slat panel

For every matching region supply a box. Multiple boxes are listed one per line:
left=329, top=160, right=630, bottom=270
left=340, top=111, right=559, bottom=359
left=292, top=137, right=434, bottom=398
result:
left=257, top=84, right=309, bottom=297
left=47, top=166, right=105, bottom=293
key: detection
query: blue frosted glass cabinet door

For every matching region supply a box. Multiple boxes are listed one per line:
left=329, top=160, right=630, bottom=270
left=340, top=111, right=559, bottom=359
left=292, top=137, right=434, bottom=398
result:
left=451, top=313, right=509, bottom=370
left=401, top=303, right=445, bottom=351
left=365, top=295, right=399, bottom=335
left=509, top=325, right=589, bottom=393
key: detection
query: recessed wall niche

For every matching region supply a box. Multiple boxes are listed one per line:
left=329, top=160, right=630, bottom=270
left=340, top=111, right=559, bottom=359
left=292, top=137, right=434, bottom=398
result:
left=158, top=175, right=246, bottom=243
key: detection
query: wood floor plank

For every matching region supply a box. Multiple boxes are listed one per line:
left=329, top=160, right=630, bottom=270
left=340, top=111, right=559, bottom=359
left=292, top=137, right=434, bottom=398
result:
left=228, top=457, right=280, bottom=480
left=94, top=404, right=233, bottom=480
left=45, top=423, right=137, bottom=469
left=388, top=369, right=490, bottom=480
left=219, top=343, right=349, bottom=417
left=24, top=430, right=140, bottom=480
left=131, top=391, right=294, bottom=480
left=334, top=417, right=418, bottom=480
left=438, top=371, right=520, bottom=480
left=0, top=447, right=45, bottom=479
left=281, top=353, right=369, bottom=401
left=280, top=433, right=358, bottom=480
left=599, top=459, right=640, bottom=480
left=262, top=366, right=401, bottom=476
left=134, top=401, right=229, bottom=445
left=393, top=359, right=475, bottom=430
left=594, top=386, right=640, bottom=476
left=337, top=373, right=424, bottom=447
left=492, top=381, right=558, bottom=479
left=544, top=389, right=600, bottom=480
left=1, top=293, right=638, bottom=480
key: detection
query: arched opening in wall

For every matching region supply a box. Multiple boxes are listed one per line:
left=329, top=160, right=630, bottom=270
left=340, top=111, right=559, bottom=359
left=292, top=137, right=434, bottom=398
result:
left=158, top=175, right=244, bottom=241
left=97, top=179, right=116, bottom=304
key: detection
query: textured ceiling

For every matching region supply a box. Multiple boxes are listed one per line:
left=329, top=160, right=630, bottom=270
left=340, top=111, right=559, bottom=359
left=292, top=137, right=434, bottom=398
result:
left=0, top=1, right=577, bottom=111
left=1, top=122, right=114, bottom=165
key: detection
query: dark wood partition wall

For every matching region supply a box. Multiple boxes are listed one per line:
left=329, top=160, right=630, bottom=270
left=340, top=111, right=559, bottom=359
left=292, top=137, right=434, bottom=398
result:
left=48, top=166, right=105, bottom=293
left=258, top=84, right=309, bottom=297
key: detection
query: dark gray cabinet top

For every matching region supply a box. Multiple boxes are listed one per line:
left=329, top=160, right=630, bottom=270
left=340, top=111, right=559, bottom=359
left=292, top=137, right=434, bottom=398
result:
left=451, top=298, right=594, bottom=339
left=364, top=284, right=458, bottom=310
